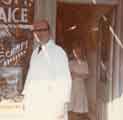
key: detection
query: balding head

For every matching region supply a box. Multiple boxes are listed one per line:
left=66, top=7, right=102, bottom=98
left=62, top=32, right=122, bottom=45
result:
left=33, top=20, right=50, bottom=31
left=33, top=19, right=51, bottom=45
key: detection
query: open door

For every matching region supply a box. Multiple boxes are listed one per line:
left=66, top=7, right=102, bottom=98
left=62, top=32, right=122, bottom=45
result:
left=96, top=9, right=116, bottom=120
left=56, top=2, right=116, bottom=120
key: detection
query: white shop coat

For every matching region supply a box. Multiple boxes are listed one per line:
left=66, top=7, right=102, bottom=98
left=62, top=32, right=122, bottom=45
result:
left=22, top=40, right=72, bottom=120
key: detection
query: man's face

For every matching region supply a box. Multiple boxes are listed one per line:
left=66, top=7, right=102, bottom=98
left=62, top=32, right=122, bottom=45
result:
left=33, top=20, right=50, bottom=45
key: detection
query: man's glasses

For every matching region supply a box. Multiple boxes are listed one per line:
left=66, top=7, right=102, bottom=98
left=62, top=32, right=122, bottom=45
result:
left=32, top=28, right=49, bottom=32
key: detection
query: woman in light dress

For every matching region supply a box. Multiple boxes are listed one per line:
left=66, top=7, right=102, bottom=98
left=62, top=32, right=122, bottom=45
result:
left=68, top=42, right=89, bottom=119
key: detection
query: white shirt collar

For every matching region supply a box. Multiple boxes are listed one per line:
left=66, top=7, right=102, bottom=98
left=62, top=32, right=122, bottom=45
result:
left=42, top=39, right=54, bottom=49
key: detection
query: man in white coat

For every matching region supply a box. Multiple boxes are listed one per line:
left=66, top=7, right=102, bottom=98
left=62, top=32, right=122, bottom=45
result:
left=22, top=20, right=72, bottom=120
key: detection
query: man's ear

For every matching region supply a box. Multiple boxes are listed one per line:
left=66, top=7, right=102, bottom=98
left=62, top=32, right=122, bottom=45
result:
left=31, top=25, right=34, bottom=31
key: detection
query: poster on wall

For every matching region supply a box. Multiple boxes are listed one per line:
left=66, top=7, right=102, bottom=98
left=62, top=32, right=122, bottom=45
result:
left=0, top=0, right=34, bottom=112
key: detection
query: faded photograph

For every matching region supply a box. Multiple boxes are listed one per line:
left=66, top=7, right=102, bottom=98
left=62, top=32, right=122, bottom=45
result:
left=0, top=0, right=34, bottom=114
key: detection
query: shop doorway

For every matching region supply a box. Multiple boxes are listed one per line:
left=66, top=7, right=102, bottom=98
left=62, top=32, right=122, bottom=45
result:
left=56, top=2, right=116, bottom=120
